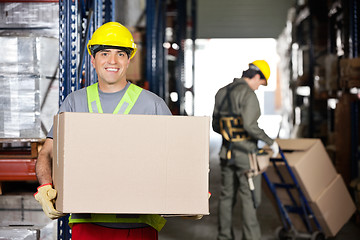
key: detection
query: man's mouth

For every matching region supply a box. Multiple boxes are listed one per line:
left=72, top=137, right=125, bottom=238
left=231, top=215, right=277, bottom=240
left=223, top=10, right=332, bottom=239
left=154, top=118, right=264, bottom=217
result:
left=106, top=67, right=119, bottom=72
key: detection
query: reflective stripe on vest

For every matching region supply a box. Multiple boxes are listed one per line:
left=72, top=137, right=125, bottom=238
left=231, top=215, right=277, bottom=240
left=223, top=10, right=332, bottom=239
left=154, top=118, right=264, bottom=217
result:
left=69, top=214, right=167, bottom=232
left=86, top=82, right=143, bottom=114
left=74, top=82, right=166, bottom=231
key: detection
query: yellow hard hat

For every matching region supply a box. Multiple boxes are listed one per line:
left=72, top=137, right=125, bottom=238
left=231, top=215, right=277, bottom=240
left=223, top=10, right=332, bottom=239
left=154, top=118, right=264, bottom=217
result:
left=87, top=22, right=137, bottom=59
left=250, top=60, right=270, bottom=84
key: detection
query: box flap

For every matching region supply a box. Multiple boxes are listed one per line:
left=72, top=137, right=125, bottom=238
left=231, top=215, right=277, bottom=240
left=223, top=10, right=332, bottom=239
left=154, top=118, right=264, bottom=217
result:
left=276, top=138, right=321, bottom=151
left=264, top=138, right=337, bottom=202
left=52, top=113, right=65, bottom=211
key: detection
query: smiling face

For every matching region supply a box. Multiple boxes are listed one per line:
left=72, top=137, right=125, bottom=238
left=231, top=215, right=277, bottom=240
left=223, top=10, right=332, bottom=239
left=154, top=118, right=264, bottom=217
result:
left=91, top=48, right=130, bottom=92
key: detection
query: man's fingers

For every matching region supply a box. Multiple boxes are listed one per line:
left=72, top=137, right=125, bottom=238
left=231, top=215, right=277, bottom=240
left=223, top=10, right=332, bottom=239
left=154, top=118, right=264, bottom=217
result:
left=47, top=188, right=57, bottom=200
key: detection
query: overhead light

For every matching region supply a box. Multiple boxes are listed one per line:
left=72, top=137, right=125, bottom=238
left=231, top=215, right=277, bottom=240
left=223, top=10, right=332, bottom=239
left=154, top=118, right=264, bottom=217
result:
left=170, top=92, right=178, bottom=102
left=296, top=86, right=310, bottom=96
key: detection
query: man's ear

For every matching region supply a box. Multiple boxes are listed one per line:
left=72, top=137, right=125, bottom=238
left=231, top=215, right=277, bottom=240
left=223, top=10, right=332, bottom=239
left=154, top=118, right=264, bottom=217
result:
left=252, top=73, right=260, bottom=81
left=91, top=55, right=95, bottom=68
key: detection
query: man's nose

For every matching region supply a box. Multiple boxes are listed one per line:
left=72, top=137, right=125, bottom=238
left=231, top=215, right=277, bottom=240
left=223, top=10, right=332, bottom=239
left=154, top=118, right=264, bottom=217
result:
left=108, top=54, right=116, bottom=64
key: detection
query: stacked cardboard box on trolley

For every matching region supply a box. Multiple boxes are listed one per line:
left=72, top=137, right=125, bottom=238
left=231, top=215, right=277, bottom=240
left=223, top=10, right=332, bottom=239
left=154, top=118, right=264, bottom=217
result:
left=264, top=138, right=356, bottom=238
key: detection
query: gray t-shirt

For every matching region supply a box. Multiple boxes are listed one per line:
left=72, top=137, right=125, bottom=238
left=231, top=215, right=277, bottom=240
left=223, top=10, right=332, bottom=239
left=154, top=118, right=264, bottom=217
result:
left=47, top=82, right=172, bottom=138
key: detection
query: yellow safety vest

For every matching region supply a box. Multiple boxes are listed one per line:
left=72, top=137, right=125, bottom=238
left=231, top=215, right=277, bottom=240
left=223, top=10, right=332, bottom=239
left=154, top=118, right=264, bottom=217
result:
left=86, top=82, right=142, bottom=114
left=69, top=214, right=166, bottom=232
left=68, top=82, right=166, bottom=232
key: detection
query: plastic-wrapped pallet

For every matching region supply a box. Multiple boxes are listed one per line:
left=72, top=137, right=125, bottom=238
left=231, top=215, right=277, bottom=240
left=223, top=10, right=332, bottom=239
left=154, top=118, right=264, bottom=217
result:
left=0, top=37, right=41, bottom=138
left=0, top=74, right=40, bottom=138
left=0, top=2, right=59, bottom=37
left=0, top=1, right=59, bottom=139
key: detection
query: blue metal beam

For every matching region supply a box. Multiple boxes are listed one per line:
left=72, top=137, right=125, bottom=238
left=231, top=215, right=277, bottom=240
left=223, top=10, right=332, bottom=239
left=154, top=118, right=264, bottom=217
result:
left=103, top=0, right=115, bottom=23
left=146, top=0, right=156, bottom=94
left=175, top=0, right=187, bottom=115
left=349, top=0, right=358, bottom=58
left=57, top=1, right=114, bottom=239
left=59, top=0, right=79, bottom=106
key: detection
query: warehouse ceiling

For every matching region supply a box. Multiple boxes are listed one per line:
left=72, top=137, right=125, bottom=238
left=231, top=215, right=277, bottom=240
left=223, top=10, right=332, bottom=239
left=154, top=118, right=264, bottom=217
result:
left=115, top=0, right=295, bottom=39
left=197, top=0, right=295, bottom=39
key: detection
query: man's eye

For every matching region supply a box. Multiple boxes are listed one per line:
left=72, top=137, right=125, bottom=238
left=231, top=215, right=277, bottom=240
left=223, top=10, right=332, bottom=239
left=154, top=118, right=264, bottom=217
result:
left=118, top=53, right=125, bottom=57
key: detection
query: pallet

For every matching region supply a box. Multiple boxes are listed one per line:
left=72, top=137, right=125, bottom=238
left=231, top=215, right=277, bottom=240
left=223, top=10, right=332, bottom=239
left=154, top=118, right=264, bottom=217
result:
left=0, top=138, right=44, bottom=194
left=0, top=139, right=44, bottom=159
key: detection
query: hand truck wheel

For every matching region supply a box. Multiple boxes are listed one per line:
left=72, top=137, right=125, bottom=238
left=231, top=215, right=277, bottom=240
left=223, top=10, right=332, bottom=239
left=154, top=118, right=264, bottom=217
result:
left=275, top=226, right=295, bottom=240
left=310, top=231, right=326, bottom=240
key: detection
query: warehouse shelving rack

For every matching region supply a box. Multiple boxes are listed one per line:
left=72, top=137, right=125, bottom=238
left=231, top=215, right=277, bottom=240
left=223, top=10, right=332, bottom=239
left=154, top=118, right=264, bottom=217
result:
left=290, top=0, right=359, bottom=187
left=146, top=0, right=196, bottom=115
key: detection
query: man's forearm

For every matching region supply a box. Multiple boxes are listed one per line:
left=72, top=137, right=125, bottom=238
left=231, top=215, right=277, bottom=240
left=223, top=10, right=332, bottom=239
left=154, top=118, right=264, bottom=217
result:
left=212, top=114, right=221, bottom=133
left=36, top=158, right=53, bottom=185
left=36, top=139, right=54, bottom=185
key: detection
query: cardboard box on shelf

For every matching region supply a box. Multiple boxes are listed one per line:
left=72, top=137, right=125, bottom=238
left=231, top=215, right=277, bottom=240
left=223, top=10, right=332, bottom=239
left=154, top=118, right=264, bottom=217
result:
left=53, top=112, right=210, bottom=215
left=127, top=29, right=143, bottom=82
left=265, top=138, right=337, bottom=202
left=340, top=57, right=360, bottom=88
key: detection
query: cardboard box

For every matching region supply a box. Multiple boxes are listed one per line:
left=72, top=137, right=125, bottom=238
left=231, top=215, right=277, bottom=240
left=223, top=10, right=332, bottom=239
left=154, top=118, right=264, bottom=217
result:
left=263, top=139, right=356, bottom=237
left=53, top=112, right=210, bottom=215
left=310, top=174, right=356, bottom=237
left=266, top=138, right=337, bottom=202
left=127, top=29, right=143, bottom=82
left=263, top=174, right=355, bottom=237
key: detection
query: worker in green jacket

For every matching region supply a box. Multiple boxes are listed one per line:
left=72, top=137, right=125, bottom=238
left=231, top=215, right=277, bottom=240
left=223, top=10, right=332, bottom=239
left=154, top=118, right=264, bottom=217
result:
left=34, top=22, right=171, bottom=240
left=212, top=60, right=279, bottom=240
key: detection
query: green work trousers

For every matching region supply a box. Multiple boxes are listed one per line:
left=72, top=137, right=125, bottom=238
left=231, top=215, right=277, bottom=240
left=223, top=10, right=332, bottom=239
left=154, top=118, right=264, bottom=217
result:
left=217, top=154, right=262, bottom=240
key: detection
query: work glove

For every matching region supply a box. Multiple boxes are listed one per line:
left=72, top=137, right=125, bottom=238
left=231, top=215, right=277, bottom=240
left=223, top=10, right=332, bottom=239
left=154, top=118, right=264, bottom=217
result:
left=34, top=183, right=66, bottom=220
left=270, top=141, right=279, bottom=158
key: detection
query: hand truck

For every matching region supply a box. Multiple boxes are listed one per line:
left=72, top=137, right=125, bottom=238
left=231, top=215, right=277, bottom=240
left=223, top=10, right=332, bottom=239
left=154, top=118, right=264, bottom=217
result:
left=262, top=148, right=326, bottom=240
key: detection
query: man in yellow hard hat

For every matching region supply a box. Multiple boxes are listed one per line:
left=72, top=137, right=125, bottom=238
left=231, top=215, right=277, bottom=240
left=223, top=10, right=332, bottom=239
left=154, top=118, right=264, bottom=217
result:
left=34, top=22, right=171, bottom=240
left=212, top=60, right=279, bottom=240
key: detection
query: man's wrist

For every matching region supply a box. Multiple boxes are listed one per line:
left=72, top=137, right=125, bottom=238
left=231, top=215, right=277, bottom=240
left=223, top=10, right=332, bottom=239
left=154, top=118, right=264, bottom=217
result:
left=34, top=183, right=53, bottom=197
left=38, top=183, right=52, bottom=189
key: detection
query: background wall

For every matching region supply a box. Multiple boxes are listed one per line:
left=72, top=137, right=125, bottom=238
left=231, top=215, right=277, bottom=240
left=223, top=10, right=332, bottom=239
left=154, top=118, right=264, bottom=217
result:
left=197, top=0, right=295, bottom=38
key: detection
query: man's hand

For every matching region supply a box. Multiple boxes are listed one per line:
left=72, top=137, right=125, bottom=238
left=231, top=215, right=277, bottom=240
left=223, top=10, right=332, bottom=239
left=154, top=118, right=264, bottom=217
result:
left=181, top=192, right=211, bottom=220
left=181, top=215, right=203, bottom=220
left=270, top=141, right=279, bottom=158
left=34, top=183, right=66, bottom=220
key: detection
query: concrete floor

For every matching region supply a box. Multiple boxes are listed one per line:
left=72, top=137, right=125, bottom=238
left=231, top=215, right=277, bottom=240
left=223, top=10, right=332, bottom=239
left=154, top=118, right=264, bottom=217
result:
left=0, top=137, right=359, bottom=240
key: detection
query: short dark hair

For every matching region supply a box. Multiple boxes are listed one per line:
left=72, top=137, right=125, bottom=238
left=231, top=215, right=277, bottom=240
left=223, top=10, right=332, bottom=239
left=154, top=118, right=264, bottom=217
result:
left=242, top=69, right=257, bottom=78
left=90, top=45, right=132, bottom=58
left=242, top=64, right=266, bottom=80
